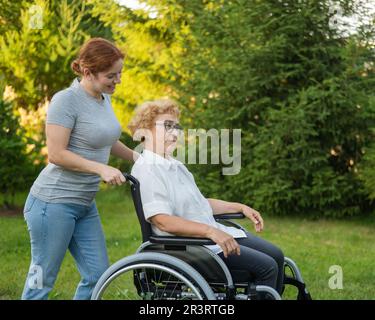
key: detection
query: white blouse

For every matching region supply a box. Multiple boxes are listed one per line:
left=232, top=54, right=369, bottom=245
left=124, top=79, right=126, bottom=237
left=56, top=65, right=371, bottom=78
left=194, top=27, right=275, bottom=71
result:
left=131, top=149, right=246, bottom=254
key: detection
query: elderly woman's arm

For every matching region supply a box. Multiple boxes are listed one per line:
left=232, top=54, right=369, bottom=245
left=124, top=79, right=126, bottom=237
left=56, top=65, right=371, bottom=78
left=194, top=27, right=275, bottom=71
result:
left=207, top=198, right=243, bottom=215
left=150, top=214, right=240, bottom=258
left=207, top=198, right=264, bottom=232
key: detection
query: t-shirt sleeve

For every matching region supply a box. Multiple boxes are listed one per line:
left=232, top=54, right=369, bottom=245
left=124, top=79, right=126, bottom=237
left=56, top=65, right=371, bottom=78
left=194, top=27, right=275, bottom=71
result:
left=132, top=166, right=173, bottom=222
left=46, top=90, right=77, bottom=129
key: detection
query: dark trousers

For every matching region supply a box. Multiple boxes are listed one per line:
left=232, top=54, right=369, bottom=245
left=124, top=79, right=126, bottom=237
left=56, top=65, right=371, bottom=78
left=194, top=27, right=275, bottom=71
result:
left=218, top=232, right=284, bottom=294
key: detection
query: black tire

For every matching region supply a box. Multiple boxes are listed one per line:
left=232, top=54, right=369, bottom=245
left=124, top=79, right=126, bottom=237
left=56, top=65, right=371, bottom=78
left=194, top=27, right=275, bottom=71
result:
left=91, top=252, right=216, bottom=300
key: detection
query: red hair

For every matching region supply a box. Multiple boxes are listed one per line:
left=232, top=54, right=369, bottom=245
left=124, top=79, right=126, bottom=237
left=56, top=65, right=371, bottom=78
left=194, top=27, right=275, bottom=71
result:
left=71, top=37, right=125, bottom=75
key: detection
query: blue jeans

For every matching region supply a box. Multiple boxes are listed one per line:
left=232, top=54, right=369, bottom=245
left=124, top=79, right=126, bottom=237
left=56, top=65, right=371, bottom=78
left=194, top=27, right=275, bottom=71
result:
left=21, top=193, right=109, bottom=300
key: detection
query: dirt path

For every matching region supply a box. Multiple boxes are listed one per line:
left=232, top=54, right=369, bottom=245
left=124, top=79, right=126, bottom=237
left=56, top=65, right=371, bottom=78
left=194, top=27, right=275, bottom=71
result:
left=0, top=207, right=23, bottom=217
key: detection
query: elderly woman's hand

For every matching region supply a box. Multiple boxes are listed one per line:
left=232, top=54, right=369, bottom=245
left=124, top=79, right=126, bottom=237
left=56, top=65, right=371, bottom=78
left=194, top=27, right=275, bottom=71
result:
left=240, top=205, right=264, bottom=233
left=206, top=227, right=240, bottom=258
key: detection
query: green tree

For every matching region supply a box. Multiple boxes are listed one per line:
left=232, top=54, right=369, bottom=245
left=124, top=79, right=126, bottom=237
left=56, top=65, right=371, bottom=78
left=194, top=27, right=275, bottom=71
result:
left=164, top=0, right=375, bottom=217
left=0, top=0, right=113, bottom=195
left=0, top=98, right=43, bottom=208
left=88, top=0, right=184, bottom=130
left=0, top=0, right=112, bottom=110
left=0, top=0, right=23, bottom=34
left=359, top=126, right=375, bottom=201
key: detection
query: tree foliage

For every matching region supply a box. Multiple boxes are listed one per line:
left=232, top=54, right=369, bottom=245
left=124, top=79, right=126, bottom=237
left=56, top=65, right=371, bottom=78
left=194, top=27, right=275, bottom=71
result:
left=118, top=0, right=375, bottom=217
left=88, top=0, right=184, bottom=129
left=0, top=0, right=112, bottom=206
left=0, top=98, right=43, bottom=208
left=1, top=0, right=374, bottom=217
left=0, top=0, right=112, bottom=110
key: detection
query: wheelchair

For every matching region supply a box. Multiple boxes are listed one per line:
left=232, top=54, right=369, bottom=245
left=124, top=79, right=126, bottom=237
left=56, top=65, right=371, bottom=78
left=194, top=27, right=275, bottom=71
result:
left=91, top=173, right=312, bottom=300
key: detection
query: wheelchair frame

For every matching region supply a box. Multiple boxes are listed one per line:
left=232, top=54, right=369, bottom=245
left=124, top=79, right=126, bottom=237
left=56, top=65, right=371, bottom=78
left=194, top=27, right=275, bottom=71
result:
left=91, top=173, right=312, bottom=300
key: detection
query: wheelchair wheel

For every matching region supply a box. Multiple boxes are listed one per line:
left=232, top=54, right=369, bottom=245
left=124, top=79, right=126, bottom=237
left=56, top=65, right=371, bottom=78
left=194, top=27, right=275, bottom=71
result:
left=91, top=252, right=216, bottom=300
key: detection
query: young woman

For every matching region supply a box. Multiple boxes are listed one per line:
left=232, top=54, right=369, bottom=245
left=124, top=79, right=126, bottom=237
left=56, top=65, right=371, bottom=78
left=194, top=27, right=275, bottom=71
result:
left=22, top=38, right=137, bottom=300
left=128, top=99, right=285, bottom=295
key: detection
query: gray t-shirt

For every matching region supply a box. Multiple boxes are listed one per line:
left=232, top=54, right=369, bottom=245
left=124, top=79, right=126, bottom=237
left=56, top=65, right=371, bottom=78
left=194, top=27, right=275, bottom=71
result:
left=30, top=78, right=122, bottom=206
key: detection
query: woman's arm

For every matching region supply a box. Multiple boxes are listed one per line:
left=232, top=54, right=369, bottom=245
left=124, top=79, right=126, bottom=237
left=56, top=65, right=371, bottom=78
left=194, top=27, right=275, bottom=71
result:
left=151, top=214, right=211, bottom=238
left=46, top=124, right=126, bottom=185
left=207, top=198, right=264, bottom=232
left=150, top=214, right=240, bottom=258
left=111, top=140, right=139, bottom=162
left=207, top=198, right=243, bottom=215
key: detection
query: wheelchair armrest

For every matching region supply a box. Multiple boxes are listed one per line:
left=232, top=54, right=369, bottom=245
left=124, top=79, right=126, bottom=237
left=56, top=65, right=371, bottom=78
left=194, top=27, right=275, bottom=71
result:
left=214, top=212, right=245, bottom=220
left=149, top=235, right=215, bottom=246
left=148, top=213, right=245, bottom=245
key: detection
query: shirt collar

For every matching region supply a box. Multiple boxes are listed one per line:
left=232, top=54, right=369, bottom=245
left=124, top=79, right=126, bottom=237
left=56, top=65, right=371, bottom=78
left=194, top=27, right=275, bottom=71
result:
left=141, top=149, right=181, bottom=170
left=71, top=77, right=105, bottom=103
left=70, top=78, right=82, bottom=93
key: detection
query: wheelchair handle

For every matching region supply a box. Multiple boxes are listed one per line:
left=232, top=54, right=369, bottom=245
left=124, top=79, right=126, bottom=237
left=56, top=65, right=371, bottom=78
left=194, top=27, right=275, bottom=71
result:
left=123, top=172, right=138, bottom=185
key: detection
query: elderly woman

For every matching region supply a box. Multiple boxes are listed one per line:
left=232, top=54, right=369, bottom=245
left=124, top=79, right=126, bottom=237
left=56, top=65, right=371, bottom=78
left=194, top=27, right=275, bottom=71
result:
left=128, top=99, right=284, bottom=295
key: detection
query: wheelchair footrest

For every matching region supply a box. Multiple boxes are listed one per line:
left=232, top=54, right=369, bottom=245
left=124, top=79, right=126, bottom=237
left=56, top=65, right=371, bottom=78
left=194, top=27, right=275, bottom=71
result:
left=284, top=275, right=312, bottom=300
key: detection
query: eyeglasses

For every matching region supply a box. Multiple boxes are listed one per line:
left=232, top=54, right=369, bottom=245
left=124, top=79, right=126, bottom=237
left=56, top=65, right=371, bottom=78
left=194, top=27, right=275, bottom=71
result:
left=155, top=120, right=183, bottom=132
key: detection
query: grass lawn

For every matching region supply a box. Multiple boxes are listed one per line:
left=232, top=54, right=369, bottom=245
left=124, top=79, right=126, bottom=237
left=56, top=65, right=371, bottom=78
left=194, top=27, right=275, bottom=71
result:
left=1, top=185, right=374, bottom=300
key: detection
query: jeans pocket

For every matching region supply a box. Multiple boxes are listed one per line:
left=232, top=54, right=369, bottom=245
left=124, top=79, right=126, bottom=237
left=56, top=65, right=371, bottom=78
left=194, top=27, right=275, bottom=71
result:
left=23, top=193, right=37, bottom=215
